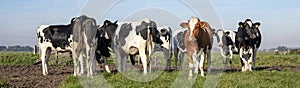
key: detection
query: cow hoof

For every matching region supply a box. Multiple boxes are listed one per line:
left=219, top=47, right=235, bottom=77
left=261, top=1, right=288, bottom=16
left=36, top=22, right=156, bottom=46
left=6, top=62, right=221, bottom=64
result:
left=188, top=76, right=192, bottom=79
left=194, top=71, right=199, bottom=74
left=105, top=65, right=111, bottom=73
left=201, top=73, right=205, bottom=76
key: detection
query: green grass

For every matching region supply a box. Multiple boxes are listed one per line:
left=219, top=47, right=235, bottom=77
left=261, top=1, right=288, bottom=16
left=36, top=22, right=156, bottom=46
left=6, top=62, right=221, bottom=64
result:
left=60, top=70, right=300, bottom=88
left=0, top=77, right=6, bottom=87
left=0, top=52, right=300, bottom=87
left=0, top=52, right=38, bottom=65
left=59, top=51, right=300, bottom=87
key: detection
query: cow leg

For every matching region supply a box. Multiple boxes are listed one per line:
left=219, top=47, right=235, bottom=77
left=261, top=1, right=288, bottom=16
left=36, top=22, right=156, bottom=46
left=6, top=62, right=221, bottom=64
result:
left=122, top=55, right=128, bottom=71
left=115, top=47, right=125, bottom=72
left=174, top=47, right=179, bottom=70
left=179, top=52, right=185, bottom=70
left=41, top=47, right=50, bottom=75
left=253, top=48, right=257, bottom=70
left=139, top=48, right=148, bottom=74
left=85, top=45, right=94, bottom=77
left=207, top=49, right=211, bottom=73
left=186, top=51, right=193, bottom=79
left=248, top=48, right=254, bottom=71
left=129, top=55, right=136, bottom=66
left=72, top=42, right=79, bottom=77
left=199, top=50, right=205, bottom=76
left=162, top=48, right=171, bottom=72
left=239, top=48, right=246, bottom=72
left=55, top=51, right=59, bottom=64
left=193, top=50, right=199, bottom=74
left=78, top=53, right=84, bottom=76
left=229, top=45, right=234, bottom=70
left=219, top=46, right=227, bottom=70
left=40, top=48, right=46, bottom=75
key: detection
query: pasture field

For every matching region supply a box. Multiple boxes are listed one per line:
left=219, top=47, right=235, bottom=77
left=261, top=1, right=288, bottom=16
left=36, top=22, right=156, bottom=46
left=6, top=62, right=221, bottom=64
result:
left=0, top=51, right=300, bottom=87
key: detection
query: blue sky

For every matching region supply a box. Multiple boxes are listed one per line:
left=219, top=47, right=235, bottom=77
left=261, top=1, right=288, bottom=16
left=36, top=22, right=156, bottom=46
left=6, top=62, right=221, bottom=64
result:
left=0, top=0, right=299, bottom=49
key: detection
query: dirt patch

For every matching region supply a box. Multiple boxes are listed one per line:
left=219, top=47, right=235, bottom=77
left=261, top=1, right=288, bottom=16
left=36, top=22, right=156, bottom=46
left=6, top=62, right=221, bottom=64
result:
left=0, top=65, right=73, bottom=88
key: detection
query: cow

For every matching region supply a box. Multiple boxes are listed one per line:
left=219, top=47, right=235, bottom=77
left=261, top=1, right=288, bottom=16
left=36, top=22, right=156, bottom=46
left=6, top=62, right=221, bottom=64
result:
left=180, top=17, right=213, bottom=78
left=212, top=29, right=238, bottom=70
left=98, top=18, right=163, bottom=74
left=173, top=29, right=188, bottom=70
left=235, top=19, right=261, bottom=72
left=128, top=26, right=172, bottom=71
left=37, top=15, right=98, bottom=76
left=37, top=23, right=74, bottom=75
left=72, top=15, right=98, bottom=76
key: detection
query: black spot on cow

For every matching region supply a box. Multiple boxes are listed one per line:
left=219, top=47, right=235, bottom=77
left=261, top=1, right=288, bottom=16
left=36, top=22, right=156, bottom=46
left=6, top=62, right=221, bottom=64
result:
left=160, top=28, right=171, bottom=42
left=225, top=32, right=234, bottom=46
left=119, top=23, right=132, bottom=46
left=135, top=21, right=149, bottom=40
left=42, top=25, right=73, bottom=49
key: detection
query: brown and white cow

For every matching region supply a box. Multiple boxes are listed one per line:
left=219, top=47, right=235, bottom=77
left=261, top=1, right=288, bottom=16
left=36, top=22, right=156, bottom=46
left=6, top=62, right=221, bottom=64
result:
left=180, top=17, right=213, bottom=78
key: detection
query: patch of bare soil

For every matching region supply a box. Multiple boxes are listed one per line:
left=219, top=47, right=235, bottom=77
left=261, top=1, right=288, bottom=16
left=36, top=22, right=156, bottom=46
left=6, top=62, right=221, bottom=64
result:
left=0, top=65, right=73, bottom=88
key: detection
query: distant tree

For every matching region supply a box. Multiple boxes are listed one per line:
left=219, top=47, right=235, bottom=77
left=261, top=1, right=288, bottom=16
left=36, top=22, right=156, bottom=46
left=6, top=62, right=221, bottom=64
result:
left=276, top=46, right=289, bottom=51
left=7, top=45, right=33, bottom=52
left=0, top=46, right=7, bottom=51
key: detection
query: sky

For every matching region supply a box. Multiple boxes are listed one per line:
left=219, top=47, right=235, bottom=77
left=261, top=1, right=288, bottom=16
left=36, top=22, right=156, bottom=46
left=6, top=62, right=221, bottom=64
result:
left=0, top=0, right=299, bottom=50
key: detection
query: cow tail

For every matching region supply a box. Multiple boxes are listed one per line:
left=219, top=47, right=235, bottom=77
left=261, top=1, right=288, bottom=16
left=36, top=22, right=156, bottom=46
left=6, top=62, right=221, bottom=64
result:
left=147, top=26, right=152, bottom=63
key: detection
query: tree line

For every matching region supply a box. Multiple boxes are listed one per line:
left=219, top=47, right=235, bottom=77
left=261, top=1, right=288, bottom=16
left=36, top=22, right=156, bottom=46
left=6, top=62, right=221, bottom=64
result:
left=0, top=45, right=35, bottom=52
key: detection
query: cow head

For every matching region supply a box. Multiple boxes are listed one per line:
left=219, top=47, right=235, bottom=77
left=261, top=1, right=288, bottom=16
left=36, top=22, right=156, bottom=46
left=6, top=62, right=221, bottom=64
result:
left=180, top=17, right=204, bottom=41
left=148, top=20, right=164, bottom=45
left=98, top=20, right=118, bottom=39
left=238, top=19, right=258, bottom=40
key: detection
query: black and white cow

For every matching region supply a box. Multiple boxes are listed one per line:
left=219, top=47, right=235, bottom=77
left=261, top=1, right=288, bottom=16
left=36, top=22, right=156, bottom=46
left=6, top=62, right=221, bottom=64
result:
left=128, top=26, right=172, bottom=71
left=173, top=29, right=187, bottom=70
left=37, top=15, right=98, bottom=76
left=98, top=18, right=163, bottom=74
left=37, top=23, right=74, bottom=75
left=213, top=29, right=238, bottom=70
left=235, top=19, right=261, bottom=71
left=72, top=15, right=98, bottom=76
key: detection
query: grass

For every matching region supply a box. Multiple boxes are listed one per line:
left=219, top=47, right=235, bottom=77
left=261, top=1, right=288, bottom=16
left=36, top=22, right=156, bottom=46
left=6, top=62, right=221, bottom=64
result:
left=60, top=70, right=300, bottom=88
left=0, top=52, right=38, bottom=65
left=59, top=51, right=300, bottom=88
left=0, top=51, right=300, bottom=87
left=0, top=77, right=5, bottom=87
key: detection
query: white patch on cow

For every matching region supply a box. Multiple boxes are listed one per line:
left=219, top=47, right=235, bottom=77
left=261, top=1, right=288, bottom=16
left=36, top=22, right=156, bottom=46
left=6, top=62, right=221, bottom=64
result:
left=142, top=18, right=150, bottom=23
left=157, top=26, right=171, bottom=50
left=199, top=50, right=205, bottom=76
left=246, top=20, right=253, bottom=27
left=68, top=35, right=73, bottom=42
left=37, top=25, right=50, bottom=32
left=188, top=17, right=199, bottom=41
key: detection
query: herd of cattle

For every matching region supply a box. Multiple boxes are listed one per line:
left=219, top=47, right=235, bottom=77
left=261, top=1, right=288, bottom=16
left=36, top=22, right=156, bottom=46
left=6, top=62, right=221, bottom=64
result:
left=36, top=15, right=261, bottom=78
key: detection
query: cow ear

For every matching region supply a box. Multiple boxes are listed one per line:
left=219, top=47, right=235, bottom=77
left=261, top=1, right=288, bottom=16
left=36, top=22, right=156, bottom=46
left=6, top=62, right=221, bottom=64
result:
left=238, top=22, right=243, bottom=27
left=200, top=22, right=206, bottom=28
left=254, top=22, right=261, bottom=28
left=114, top=20, right=118, bottom=24
left=180, top=22, right=189, bottom=28
left=225, top=31, right=230, bottom=36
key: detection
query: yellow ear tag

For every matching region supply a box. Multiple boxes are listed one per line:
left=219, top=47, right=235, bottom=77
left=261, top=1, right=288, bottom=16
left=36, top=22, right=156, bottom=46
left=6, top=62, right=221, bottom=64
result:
left=105, top=22, right=108, bottom=26
left=201, top=24, right=205, bottom=28
left=239, top=25, right=243, bottom=27
left=255, top=25, right=259, bottom=28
